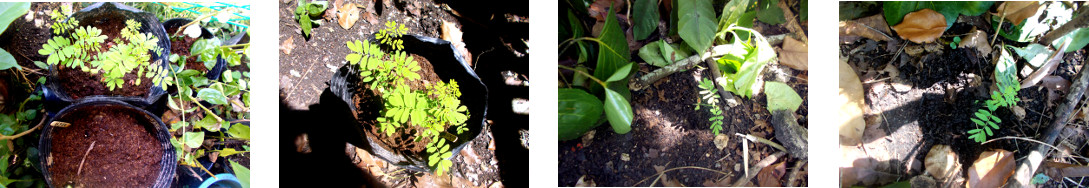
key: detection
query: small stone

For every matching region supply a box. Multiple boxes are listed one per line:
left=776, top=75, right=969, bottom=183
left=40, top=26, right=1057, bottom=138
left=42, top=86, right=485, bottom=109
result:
left=1012, top=106, right=1026, bottom=121
left=581, top=130, right=596, bottom=147
left=734, top=163, right=741, bottom=171
left=290, top=70, right=301, bottom=77
left=714, top=134, right=730, bottom=150
left=620, top=153, right=630, bottom=161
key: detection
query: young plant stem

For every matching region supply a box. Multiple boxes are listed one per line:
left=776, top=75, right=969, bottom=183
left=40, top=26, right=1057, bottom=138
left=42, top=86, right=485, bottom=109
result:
left=1013, top=58, right=1089, bottom=187
left=0, top=115, right=45, bottom=140
left=192, top=100, right=225, bottom=123
left=557, top=65, right=607, bottom=88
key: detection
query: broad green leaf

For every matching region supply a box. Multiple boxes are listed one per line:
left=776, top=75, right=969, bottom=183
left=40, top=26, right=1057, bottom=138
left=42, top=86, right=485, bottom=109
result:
left=170, top=121, right=188, bottom=132
left=995, top=48, right=1018, bottom=89
left=300, top=14, right=312, bottom=37
left=1052, top=28, right=1089, bottom=53
left=216, top=148, right=247, bottom=157
left=227, top=123, right=250, bottom=140
left=764, top=82, right=802, bottom=112
left=679, top=0, right=716, bottom=53
left=184, top=131, right=204, bottom=148
left=718, top=0, right=751, bottom=31
left=193, top=114, right=220, bottom=131
left=638, top=41, right=669, bottom=67
left=0, top=3, right=30, bottom=34
left=229, top=160, right=250, bottom=188
left=197, top=88, right=229, bottom=105
left=632, top=0, right=659, bottom=40
left=593, top=4, right=631, bottom=95
left=605, top=62, right=634, bottom=82
left=0, top=49, right=18, bottom=71
left=1011, top=43, right=1053, bottom=68
left=756, top=0, right=785, bottom=25
left=558, top=88, right=604, bottom=141
left=603, top=89, right=633, bottom=134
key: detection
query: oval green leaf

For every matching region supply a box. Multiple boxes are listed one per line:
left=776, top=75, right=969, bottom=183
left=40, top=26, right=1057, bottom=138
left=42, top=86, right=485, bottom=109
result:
left=558, top=88, right=604, bottom=141
left=604, top=89, right=633, bottom=134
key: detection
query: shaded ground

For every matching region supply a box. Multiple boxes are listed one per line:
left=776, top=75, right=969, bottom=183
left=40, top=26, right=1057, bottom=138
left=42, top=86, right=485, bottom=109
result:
left=840, top=3, right=1089, bottom=186
left=278, top=0, right=528, bottom=187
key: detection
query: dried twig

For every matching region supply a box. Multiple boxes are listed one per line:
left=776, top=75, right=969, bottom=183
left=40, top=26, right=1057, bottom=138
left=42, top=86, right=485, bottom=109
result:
left=735, top=133, right=787, bottom=152
left=732, top=151, right=786, bottom=187
left=1013, top=56, right=1089, bottom=186
left=787, top=160, right=807, bottom=187
left=633, top=166, right=733, bottom=186
left=77, top=141, right=97, bottom=177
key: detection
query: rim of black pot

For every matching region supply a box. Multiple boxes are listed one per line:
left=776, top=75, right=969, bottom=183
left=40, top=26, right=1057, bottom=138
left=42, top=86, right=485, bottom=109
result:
left=43, top=2, right=170, bottom=109
left=38, top=98, right=176, bottom=188
left=161, top=18, right=228, bottom=81
left=330, top=34, right=488, bottom=173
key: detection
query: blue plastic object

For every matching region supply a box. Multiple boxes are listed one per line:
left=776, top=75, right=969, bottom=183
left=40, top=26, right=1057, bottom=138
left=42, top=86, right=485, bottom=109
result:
left=198, top=174, right=243, bottom=188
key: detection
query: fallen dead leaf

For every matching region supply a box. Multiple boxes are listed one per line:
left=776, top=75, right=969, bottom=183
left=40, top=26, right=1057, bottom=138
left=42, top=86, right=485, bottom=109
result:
left=779, top=36, right=808, bottom=71
left=924, top=144, right=957, bottom=180
left=1022, top=43, right=1067, bottom=89
left=995, top=1, right=1041, bottom=26
left=714, top=134, right=730, bottom=150
left=588, top=0, right=625, bottom=22
left=892, top=9, right=947, bottom=43
left=757, top=162, right=787, bottom=187
left=576, top=175, right=596, bottom=187
left=967, top=149, right=1015, bottom=188
left=958, top=29, right=992, bottom=55
left=839, top=56, right=866, bottom=146
left=839, top=14, right=893, bottom=41
left=281, top=36, right=295, bottom=55
left=337, top=2, right=361, bottom=30
left=361, top=0, right=378, bottom=25
left=1011, top=105, right=1026, bottom=121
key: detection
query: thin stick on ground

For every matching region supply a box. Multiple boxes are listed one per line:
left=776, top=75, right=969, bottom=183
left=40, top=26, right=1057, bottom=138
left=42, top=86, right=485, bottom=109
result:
left=632, top=166, right=733, bottom=186
left=732, top=151, right=787, bottom=187
left=736, top=133, right=787, bottom=152
left=1013, top=56, right=1089, bottom=186
left=77, top=141, right=97, bottom=177
left=787, top=160, right=807, bottom=187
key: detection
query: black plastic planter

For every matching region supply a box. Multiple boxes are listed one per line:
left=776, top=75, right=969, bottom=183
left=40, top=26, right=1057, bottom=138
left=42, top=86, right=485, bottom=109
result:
left=330, top=35, right=488, bottom=172
left=161, top=18, right=227, bottom=81
left=43, top=2, right=170, bottom=110
left=39, top=98, right=176, bottom=188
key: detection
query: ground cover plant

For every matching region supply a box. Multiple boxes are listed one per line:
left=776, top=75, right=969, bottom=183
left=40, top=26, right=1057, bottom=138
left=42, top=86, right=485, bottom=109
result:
left=839, top=1, right=1089, bottom=187
left=558, top=0, right=809, bottom=186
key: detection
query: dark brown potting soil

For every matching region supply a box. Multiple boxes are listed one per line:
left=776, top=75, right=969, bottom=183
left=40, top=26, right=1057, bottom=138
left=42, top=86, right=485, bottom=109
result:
left=352, top=53, right=444, bottom=157
left=165, top=26, right=207, bottom=72
left=57, top=13, right=155, bottom=99
left=48, top=106, right=162, bottom=187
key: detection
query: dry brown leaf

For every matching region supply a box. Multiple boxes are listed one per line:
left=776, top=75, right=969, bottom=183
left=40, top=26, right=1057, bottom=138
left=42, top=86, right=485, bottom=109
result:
left=280, top=36, right=295, bottom=55
left=588, top=0, right=625, bottom=22
left=892, top=9, right=947, bottom=43
left=361, top=0, right=378, bottom=25
left=1022, top=43, right=1067, bottom=89
left=924, top=145, right=957, bottom=180
left=575, top=175, right=596, bottom=187
left=967, top=149, right=1015, bottom=188
left=958, top=29, right=993, bottom=55
left=336, top=3, right=360, bottom=30
left=995, top=1, right=1041, bottom=26
left=779, top=36, right=808, bottom=71
left=838, top=56, right=865, bottom=146
left=839, top=14, right=893, bottom=41
left=757, top=162, right=787, bottom=187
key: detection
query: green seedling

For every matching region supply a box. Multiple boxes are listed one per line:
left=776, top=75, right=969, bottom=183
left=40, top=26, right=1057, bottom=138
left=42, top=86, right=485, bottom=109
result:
left=294, top=0, right=327, bottom=37
left=39, top=15, right=170, bottom=90
left=344, top=21, right=469, bottom=176
left=696, top=78, right=725, bottom=135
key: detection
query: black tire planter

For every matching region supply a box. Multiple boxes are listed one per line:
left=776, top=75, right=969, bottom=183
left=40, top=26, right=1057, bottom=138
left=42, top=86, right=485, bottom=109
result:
left=161, top=18, right=228, bottom=81
left=330, top=34, right=488, bottom=172
left=43, top=2, right=170, bottom=110
left=39, top=98, right=176, bottom=188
